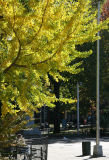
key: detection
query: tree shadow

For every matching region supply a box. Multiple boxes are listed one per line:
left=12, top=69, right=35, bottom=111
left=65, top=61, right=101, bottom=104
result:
left=76, top=155, right=106, bottom=160
left=48, top=137, right=109, bottom=144
left=48, top=137, right=84, bottom=144
left=101, top=137, right=109, bottom=142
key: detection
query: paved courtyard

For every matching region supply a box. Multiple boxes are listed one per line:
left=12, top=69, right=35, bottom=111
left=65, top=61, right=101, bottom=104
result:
left=48, top=137, right=109, bottom=160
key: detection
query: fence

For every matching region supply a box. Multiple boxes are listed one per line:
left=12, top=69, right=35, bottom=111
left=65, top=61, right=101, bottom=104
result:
left=0, top=136, right=48, bottom=160
left=26, top=136, right=48, bottom=160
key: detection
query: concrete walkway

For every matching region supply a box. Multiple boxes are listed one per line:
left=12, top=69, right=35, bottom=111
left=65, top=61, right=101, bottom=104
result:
left=48, top=137, right=109, bottom=160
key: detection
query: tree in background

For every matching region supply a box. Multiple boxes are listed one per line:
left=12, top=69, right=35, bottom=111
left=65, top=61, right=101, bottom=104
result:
left=0, top=0, right=109, bottom=136
left=99, top=0, right=109, bottom=129
left=101, top=0, right=109, bottom=20
left=69, top=0, right=109, bottom=129
left=58, top=0, right=109, bottom=131
left=51, top=0, right=109, bottom=133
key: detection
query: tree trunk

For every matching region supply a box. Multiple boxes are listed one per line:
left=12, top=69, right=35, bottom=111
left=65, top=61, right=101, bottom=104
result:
left=53, top=81, right=60, bottom=134
left=48, top=74, right=61, bottom=134
left=0, top=101, right=2, bottom=119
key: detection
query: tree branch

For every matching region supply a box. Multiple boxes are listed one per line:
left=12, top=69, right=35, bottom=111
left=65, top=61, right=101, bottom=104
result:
left=4, top=28, right=22, bottom=74
left=4, top=44, right=21, bottom=73
left=30, top=2, right=82, bottom=65
left=13, top=28, right=73, bottom=69
left=4, top=0, right=83, bottom=70
left=14, top=64, right=28, bottom=68
left=12, top=0, right=15, bottom=28
left=26, top=0, right=49, bottom=45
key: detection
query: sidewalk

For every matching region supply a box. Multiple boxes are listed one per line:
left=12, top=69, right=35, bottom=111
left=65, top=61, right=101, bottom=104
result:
left=48, top=137, right=109, bottom=160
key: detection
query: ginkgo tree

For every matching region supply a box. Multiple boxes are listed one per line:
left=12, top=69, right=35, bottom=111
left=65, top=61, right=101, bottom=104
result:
left=0, top=0, right=109, bottom=120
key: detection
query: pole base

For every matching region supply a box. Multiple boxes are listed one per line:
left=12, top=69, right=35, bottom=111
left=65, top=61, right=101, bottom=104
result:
left=93, top=145, right=103, bottom=157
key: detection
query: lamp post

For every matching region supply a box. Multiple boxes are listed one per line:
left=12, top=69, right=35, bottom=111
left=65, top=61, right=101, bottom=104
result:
left=77, top=82, right=82, bottom=136
left=93, top=1, right=103, bottom=157
left=77, top=82, right=79, bottom=136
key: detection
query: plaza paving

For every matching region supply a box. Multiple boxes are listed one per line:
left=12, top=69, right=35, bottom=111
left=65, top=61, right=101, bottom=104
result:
left=48, top=137, right=109, bottom=160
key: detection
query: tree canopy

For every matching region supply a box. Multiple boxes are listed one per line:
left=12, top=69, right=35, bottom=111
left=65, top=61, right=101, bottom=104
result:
left=64, top=0, right=109, bottom=122
left=0, top=0, right=109, bottom=119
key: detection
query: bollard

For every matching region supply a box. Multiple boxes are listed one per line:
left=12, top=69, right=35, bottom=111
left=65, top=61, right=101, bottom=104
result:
left=82, top=141, right=91, bottom=156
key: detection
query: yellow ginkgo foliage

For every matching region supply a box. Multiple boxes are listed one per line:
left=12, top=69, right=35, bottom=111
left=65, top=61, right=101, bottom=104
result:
left=0, top=0, right=109, bottom=118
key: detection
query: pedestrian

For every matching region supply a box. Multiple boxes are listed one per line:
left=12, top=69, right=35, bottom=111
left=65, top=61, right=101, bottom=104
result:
left=16, top=134, right=30, bottom=160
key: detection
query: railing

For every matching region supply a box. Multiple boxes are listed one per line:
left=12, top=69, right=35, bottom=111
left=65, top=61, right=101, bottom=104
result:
left=0, top=136, right=48, bottom=160
left=26, top=136, right=48, bottom=160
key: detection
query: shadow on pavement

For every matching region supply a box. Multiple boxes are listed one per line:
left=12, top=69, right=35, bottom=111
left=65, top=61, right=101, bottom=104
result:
left=48, top=137, right=84, bottom=144
left=48, top=137, right=109, bottom=144
left=76, top=155, right=106, bottom=160
left=83, top=156, right=106, bottom=160
left=101, top=137, right=109, bottom=142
